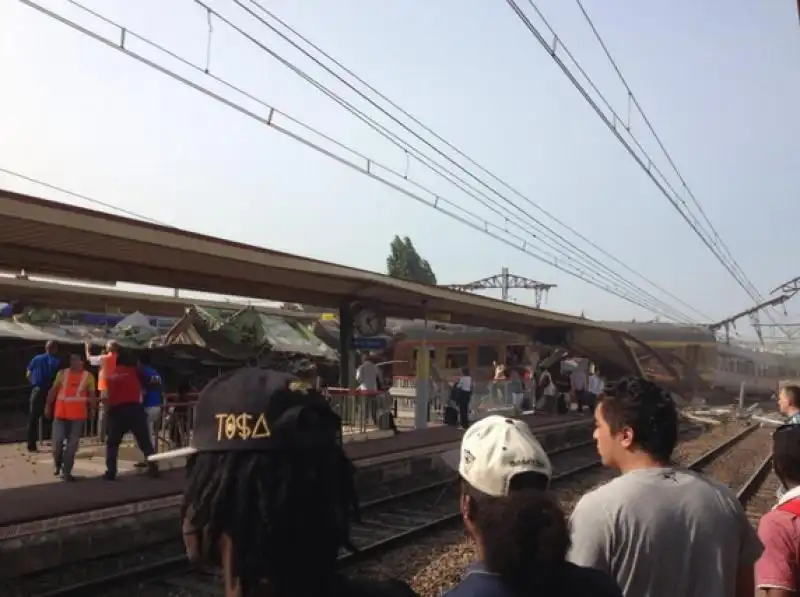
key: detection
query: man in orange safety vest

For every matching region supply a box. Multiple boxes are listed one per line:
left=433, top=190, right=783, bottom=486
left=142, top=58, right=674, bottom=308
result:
left=46, top=353, right=98, bottom=482
left=86, top=340, right=118, bottom=441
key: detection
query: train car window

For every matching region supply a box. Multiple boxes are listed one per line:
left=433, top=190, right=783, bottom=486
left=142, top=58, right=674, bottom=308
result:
left=444, top=346, right=470, bottom=369
left=411, top=348, right=436, bottom=366
left=506, top=344, right=526, bottom=365
left=476, top=345, right=498, bottom=368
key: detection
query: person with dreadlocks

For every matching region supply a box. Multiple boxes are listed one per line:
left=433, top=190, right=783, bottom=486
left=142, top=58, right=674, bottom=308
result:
left=148, top=367, right=419, bottom=597
left=755, top=423, right=800, bottom=595
left=569, top=376, right=763, bottom=597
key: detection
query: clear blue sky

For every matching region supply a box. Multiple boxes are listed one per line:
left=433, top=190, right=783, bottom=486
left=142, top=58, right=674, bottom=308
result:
left=1, top=0, right=798, bottom=333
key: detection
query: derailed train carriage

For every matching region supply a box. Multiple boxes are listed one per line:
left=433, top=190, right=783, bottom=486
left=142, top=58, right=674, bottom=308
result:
left=606, top=322, right=800, bottom=398
left=381, top=318, right=800, bottom=399
left=382, top=319, right=683, bottom=391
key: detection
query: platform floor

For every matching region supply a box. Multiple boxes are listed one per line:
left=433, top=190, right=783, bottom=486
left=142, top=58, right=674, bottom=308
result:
left=0, top=413, right=584, bottom=526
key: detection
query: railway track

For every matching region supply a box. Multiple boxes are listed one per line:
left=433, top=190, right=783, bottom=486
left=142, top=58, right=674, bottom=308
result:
left=687, top=424, right=779, bottom=525
left=17, top=421, right=765, bottom=597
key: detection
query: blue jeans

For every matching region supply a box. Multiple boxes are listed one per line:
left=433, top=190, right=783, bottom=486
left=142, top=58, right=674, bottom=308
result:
left=53, top=418, right=84, bottom=475
left=27, top=386, right=49, bottom=450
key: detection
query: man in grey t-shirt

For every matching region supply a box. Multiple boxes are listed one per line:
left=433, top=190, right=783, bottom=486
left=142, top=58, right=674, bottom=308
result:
left=568, top=377, right=763, bottom=597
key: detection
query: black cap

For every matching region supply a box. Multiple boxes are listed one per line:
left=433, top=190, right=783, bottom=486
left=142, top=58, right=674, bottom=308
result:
left=148, top=367, right=340, bottom=462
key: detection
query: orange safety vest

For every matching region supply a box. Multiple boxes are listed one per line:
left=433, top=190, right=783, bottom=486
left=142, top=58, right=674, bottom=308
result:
left=55, top=369, right=91, bottom=420
left=97, top=353, right=117, bottom=392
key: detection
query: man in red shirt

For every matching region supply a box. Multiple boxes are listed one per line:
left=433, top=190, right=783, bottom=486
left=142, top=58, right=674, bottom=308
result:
left=103, top=349, right=158, bottom=480
left=756, top=423, right=800, bottom=595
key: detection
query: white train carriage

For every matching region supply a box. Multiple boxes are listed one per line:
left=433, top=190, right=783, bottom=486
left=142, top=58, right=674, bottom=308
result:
left=713, top=343, right=800, bottom=397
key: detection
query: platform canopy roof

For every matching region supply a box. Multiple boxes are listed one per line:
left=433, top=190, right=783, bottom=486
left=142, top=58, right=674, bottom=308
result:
left=0, top=188, right=680, bottom=378
left=0, top=277, right=319, bottom=320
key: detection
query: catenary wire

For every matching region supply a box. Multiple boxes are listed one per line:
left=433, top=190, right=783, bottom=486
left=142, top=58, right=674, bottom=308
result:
left=18, top=0, right=699, bottom=320
left=504, top=0, right=769, bottom=310
left=200, top=0, right=695, bottom=322
left=0, top=166, right=166, bottom=225
left=227, top=0, right=708, bottom=322
left=59, top=0, right=701, bottom=323
left=571, top=0, right=788, bottom=333
left=242, top=0, right=709, bottom=322
left=27, top=0, right=696, bottom=320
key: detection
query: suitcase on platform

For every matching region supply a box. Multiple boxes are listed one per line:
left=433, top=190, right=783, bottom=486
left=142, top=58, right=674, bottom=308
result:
left=443, top=404, right=459, bottom=426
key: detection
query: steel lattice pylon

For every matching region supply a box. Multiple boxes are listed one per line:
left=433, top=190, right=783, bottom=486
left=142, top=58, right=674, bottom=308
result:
left=441, top=268, right=556, bottom=308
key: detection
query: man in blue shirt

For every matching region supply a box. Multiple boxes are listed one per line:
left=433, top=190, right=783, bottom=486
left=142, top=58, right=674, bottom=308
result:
left=440, top=415, right=621, bottom=597
left=138, top=352, right=163, bottom=452
left=26, top=341, right=61, bottom=452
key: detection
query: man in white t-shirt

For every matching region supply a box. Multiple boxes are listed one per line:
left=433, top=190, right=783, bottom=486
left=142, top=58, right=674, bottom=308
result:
left=355, top=354, right=381, bottom=425
left=586, top=369, right=604, bottom=414
left=568, top=376, right=762, bottom=597
left=570, top=367, right=587, bottom=413
left=455, top=367, right=473, bottom=429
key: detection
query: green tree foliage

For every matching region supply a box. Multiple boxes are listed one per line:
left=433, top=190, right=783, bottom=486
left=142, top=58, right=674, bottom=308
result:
left=386, top=235, right=437, bottom=285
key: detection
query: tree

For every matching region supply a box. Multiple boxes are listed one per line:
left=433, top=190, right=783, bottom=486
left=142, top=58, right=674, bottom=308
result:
left=386, top=235, right=437, bottom=285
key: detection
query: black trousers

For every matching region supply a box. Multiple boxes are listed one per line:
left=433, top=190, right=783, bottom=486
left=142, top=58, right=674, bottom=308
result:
left=458, top=402, right=470, bottom=429
left=105, top=403, right=155, bottom=477
left=575, top=390, right=588, bottom=412
left=27, top=387, right=51, bottom=450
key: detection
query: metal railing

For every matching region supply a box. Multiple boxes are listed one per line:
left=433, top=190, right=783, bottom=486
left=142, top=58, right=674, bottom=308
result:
left=324, top=388, right=394, bottom=434
left=33, top=378, right=561, bottom=452
left=36, top=394, right=199, bottom=453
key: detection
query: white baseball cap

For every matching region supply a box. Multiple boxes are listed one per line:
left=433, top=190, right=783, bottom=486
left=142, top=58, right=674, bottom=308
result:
left=441, top=415, right=552, bottom=497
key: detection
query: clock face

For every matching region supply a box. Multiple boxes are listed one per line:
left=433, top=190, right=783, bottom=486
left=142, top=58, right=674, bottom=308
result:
left=355, top=308, right=385, bottom=336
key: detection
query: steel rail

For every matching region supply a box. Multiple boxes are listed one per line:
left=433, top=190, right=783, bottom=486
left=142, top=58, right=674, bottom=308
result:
left=32, top=424, right=713, bottom=597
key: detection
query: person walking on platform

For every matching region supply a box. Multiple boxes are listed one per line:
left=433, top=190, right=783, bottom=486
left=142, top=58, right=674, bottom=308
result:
left=568, top=377, right=763, bottom=597
left=538, top=369, right=558, bottom=414
left=755, top=423, right=800, bottom=595
left=356, top=353, right=381, bottom=427
left=454, top=367, right=473, bottom=429
left=569, top=365, right=587, bottom=413
left=147, top=367, right=419, bottom=597
left=134, top=352, right=163, bottom=470
left=440, top=415, right=622, bottom=597
left=85, top=340, right=119, bottom=441
left=103, top=349, right=158, bottom=480
left=586, top=368, right=604, bottom=414
left=138, top=353, right=163, bottom=447
left=25, top=340, right=60, bottom=452
left=45, top=353, right=97, bottom=481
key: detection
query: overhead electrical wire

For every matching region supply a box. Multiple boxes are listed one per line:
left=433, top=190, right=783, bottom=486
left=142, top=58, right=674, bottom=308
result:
left=504, top=0, right=782, bottom=327
left=212, top=0, right=708, bottom=323
left=570, top=0, right=789, bottom=335
left=233, top=0, right=709, bottom=323
left=0, top=166, right=166, bottom=224
left=19, top=0, right=701, bottom=321
left=135, top=0, right=694, bottom=323
left=21, top=0, right=694, bottom=321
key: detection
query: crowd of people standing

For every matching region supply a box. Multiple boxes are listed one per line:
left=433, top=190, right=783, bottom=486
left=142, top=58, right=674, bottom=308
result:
left=142, top=367, right=800, bottom=597
left=25, top=340, right=166, bottom=481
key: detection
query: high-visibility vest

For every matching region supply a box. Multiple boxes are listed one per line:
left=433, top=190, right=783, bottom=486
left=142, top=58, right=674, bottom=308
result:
left=97, top=353, right=117, bottom=392
left=55, top=369, right=91, bottom=420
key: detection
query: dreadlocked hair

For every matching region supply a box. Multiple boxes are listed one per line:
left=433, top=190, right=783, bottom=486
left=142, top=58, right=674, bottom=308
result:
left=181, top=387, right=360, bottom=597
